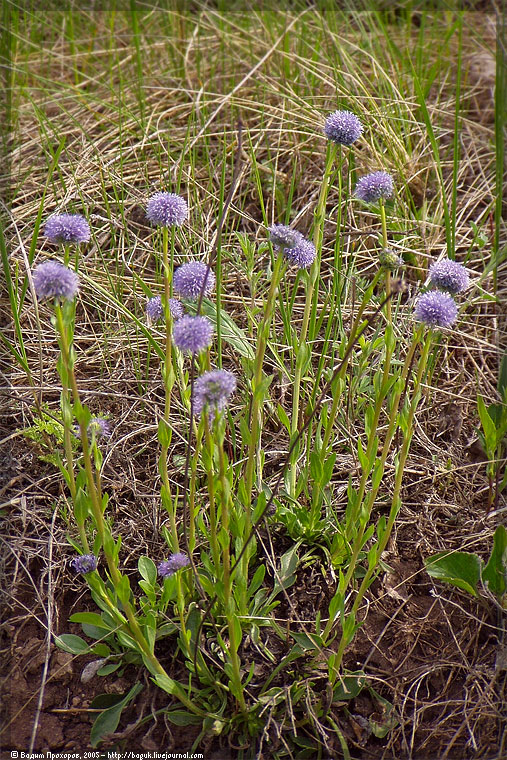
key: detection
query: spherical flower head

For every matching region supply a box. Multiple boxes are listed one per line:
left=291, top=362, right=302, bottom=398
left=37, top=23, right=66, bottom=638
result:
left=354, top=171, right=394, bottom=203
left=379, top=248, right=404, bottom=270
left=429, top=259, right=470, bottom=294
left=32, top=260, right=79, bottom=301
left=173, top=315, right=213, bottom=354
left=71, top=554, right=98, bottom=575
left=158, top=552, right=190, bottom=578
left=283, top=235, right=317, bottom=270
left=146, top=296, right=184, bottom=323
left=146, top=295, right=163, bottom=322
left=269, top=224, right=316, bottom=268
left=146, top=192, right=188, bottom=227
left=173, top=261, right=216, bottom=300
left=414, top=291, right=458, bottom=328
left=324, top=110, right=363, bottom=145
left=88, top=417, right=111, bottom=439
left=193, top=369, right=237, bottom=417
left=268, top=224, right=300, bottom=249
left=44, top=214, right=90, bottom=244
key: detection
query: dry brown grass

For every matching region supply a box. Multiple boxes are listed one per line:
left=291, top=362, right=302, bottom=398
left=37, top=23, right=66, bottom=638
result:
left=1, top=7, right=505, bottom=758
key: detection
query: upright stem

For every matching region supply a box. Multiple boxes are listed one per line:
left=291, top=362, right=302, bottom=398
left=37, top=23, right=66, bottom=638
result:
left=379, top=201, right=391, bottom=326
left=329, top=330, right=431, bottom=680
left=204, top=418, right=220, bottom=572
left=321, top=270, right=383, bottom=454
left=160, top=225, right=178, bottom=550
left=289, top=144, right=336, bottom=496
left=244, top=252, right=285, bottom=507
left=54, top=304, right=168, bottom=680
left=218, top=427, right=246, bottom=713
left=242, top=251, right=285, bottom=613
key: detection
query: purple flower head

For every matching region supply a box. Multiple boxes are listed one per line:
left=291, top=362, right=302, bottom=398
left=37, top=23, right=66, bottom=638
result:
left=88, top=417, right=111, bottom=439
left=283, top=236, right=317, bottom=269
left=354, top=171, right=394, bottom=203
left=269, top=224, right=316, bottom=269
left=158, top=552, right=190, bottom=578
left=146, top=192, right=188, bottom=227
left=173, top=261, right=216, bottom=300
left=193, top=369, right=237, bottom=418
left=44, top=214, right=90, bottom=244
left=71, top=554, right=98, bottom=575
left=32, top=260, right=79, bottom=301
left=324, top=110, right=363, bottom=145
left=173, top=315, right=213, bottom=354
left=146, top=296, right=163, bottom=322
left=146, top=296, right=184, bottom=323
left=268, top=224, right=300, bottom=249
left=414, top=291, right=458, bottom=328
left=429, top=259, right=470, bottom=294
left=73, top=417, right=112, bottom=442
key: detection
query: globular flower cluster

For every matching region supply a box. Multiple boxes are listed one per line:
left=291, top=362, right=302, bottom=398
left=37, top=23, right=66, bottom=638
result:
left=146, top=295, right=184, bottom=323
left=146, top=192, right=188, bottom=227
left=429, top=259, right=469, bottom=294
left=354, top=171, right=394, bottom=203
left=173, top=261, right=216, bottom=300
left=158, top=552, right=190, bottom=578
left=73, top=417, right=112, bottom=442
left=268, top=224, right=316, bottom=269
left=414, top=291, right=458, bottom=328
left=173, top=315, right=213, bottom=354
left=193, top=369, right=237, bottom=418
left=71, top=554, right=98, bottom=575
left=88, top=417, right=112, bottom=439
left=324, top=110, right=363, bottom=145
left=44, top=214, right=90, bottom=244
left=32, top=260, right=79, bottom=301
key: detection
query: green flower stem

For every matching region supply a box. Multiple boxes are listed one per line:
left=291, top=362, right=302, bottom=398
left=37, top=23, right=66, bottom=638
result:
left=217, top=424, right=246, bottom=713
left=160, top=225, right=178, bottom=551
left=242, top=250, right=285, bottom=613
left=245, top=250, right=285, bottom=508
left=188, top=421, right=204, bottom=557
left=204, top=417, right=220, bottom=573
left=54, top=304, right=169, bottom=681
left=379, top=200, right=392, bottom=327
left=289, top=144, right=336, bottom=497
left=321, top=332, right=420, bottom=644
left=321, top=269, right=383, bottom=454
left=328, top=328, right=430, bottom=681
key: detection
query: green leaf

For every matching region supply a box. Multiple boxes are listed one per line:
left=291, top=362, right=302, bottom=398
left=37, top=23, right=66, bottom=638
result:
left=247, top=564, right=266, bottom=597
left=271, top=545, right=299, bottom=597
left=498, top=354, right=507, bottom=399
left=54, top=634, right=90, bottom=654
left=290, top=631, right=323, bottom=651
left=138, top=556, right=157, bottom=586
left=91, top=643, right=111, bottom=658
left=69, top=612, right=107, bottom=627
left=477, top=395, right=497, bottom=454
left=333, top=670, right=366, bottom=701
left=157, top=419, right=172, bottom=448
left=81, top=623, right=112, bottom=640
left=97, top=662, right=121, bottom=676
left=90, top=683, right=143, bottom=747
left=425, top=551, right=481, bottom=596
left=482, top=524, right=507, bottom=596
left=116, top=574, right=131, bottom=605
left=276, top=403, right=291, bottom=433
left=188, top=298, right=255, bottom=359
left=164, top=711, right=202, bottom=726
